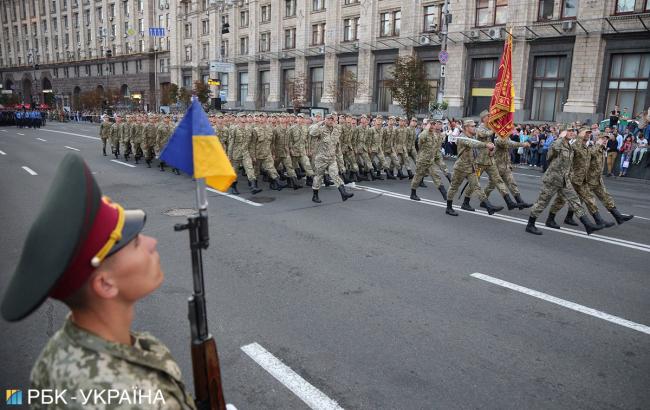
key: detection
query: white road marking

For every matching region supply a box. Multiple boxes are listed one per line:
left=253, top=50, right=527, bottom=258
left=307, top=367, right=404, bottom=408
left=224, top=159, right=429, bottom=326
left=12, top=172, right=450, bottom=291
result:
left=22, top=166, right=37, bottom=175
left=241, top=343, right=344, bottom=410
left=36, top=137, right=47, bottom=142
left=17, top=132, right=25, bottom=136
left=0, top=150, right=6, bottom=155
left=633, top=215, right=650, bottom=221
left=0, top=129, right=8, bottom=132
left=64, top=146, right=80, bottom=151
left=471, top=272, right=650, bottom=335
left=513, top=172, right=542, bottom=178
left=40, top=128, right=100, bottom=140
left=355, top=184, right=650, bottom=253
left=206, top=187, right=263, bottom=207
left=110, top=159, right=136, bottom=168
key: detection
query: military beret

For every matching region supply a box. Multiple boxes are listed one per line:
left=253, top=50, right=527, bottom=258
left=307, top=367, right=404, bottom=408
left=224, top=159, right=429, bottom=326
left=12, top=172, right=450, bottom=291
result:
left=388, top=115, right=396, bottom=120
left=1, top=154, right=146, bottom=322
left=259, top=112, right=268, bottom=117
left=463, top=119, right=477, bottom=127
left=480, top=109, right=489, bottom=119
left=375, top=115, right=384, bottom=120
left=400, top=116, right=408, bottom=121
left=297, top=113, right=306, bottom=118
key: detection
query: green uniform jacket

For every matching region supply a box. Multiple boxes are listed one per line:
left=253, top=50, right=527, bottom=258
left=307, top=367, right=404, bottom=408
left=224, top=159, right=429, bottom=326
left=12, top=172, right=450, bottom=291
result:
left=544, top=138, right=574, bottom=187
left=453, top=133, right=488, bottom=174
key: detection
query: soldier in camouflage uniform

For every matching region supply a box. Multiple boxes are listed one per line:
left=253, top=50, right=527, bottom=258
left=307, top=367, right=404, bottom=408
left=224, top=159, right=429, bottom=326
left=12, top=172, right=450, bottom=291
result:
left=484, top=131, right=533, bottom=209
left=525, top=130, right=603, bottom=235
left=356, top=115, right=376, bottom=180
left=445, top=120, right=503, bottom=216
left=109, top=115, right=122, bottom=159
left=228, top=113, right=261, bottom=194
left=121, top=115, right=134, bottom=162
left=1, top=154, right=196, bottom=410
left=309, top=114, right=354, bottom=203
left=465, top=111, right=519, bottom=210
left=381, top=116, right=400, bottom=179
left=407, top=118, right=419, bottom=169
left=273, top=114, right=301, bottom=189
left=395, top=117, right=414, bottom=179
left=143, top=115, right=158, bottom=168
left=254, top=114, right=286, bottom=191
left=99, top=115, right=111, bottom=156
left=410, top=120, right=448, bottom=201
left=131, top=115, right=145, bottom=164
left=289, top=114, right=315, bottom=186
left=369, top=116, right=389, bottom=180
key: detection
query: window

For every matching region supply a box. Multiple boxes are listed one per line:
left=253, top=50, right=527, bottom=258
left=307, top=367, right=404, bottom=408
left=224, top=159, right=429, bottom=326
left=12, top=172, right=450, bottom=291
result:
left=183, top=75, right=192, bottom=88
left=476, top=0, right=490, bottom=26
left=344, top=0, right=360, bottom=4
left=285, top=0, right=296, bottom=17
left=476, top=0, right=507, bottom=26
left=238, top=71, right=248, bottom=105
left=495, top=0, right=507, bottom=24
left=122, top=0, right=129, bottom=16
left=538, top=0, right=554, bottom=20
left=606, top=53, right=650, bottom=117
left=240, top=36, right=249, bottom=55
left=380, top=11, right=400, bottom=37
left=311, top=23, right=325, bottom=45
left=122, top=61, right=129, bottom=73
left=313, top=0, right=325, bottom=12
left=220, top=73, right=228, bottom=100
left=185, top=45, right=192, bottom=61
left=109, top=3, right=115, bottom=18
left=185, top=23, right=192, bottom=38
left=340, top=65, right=357, bottom=111
left=85, top=65, right=91, bottom=76
left=282, top=68, right=294, bottom=107
left=221, top=39, right=229, bottom=57
left=258, top=32, right=270, bottom=52
left=531, top=56, right=567, bottom=121
left=377, top=63, right=394, bottom=112
left=240, top=10, right=249, bottom=28
left=138, top=18, right=143, bottom=33
left=222, top=14, right=229, bottom=26
left=97, top=7, right=103, bottom=23
left=424, top=5, right=439, bottom=32
left=261, top=4, right=271, bottom=23
left=259, top=70, right=270, bottom=107
left=201, top=42, right=208, bottom=59
left=469, top=58, right=498, bottom=115
left=159, top=58, right=167, bottom=73
left=562, top=0, right=577, bottom=18
left=343, top=17, right=359, bottom=41
left=64, top=15, right=69, bottom=29
left=616, top=0, right=635, bottom=13
left=310, top=67, right=324, bottom=106
left=419, top=61, right=441, bottom=114
left=202, top=19, right=209, bottom=35
left=284, top=28, right=295, bottom=49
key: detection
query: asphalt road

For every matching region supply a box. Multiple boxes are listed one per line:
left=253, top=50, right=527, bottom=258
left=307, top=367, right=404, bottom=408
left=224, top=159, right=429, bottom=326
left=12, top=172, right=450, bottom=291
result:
left=1, top=122, right=649, bottom=410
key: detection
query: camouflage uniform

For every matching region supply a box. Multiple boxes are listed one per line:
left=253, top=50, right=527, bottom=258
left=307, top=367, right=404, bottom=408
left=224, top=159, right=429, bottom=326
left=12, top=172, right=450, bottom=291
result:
left=143, top=121, right=158, bottom=163
left=289, top=123, right=314, bottom=177
left=131, top=121, right=145, bottom=161
left=309, top=123, right=345, bottom=189
left=273, top=125, right=297, bottom=179
left=484, top=136, right=528, bottom=197
left=467, top=124, right=509, bottom=198
left=410, top=129, right=441, bottom=188
left=395, top=127, right=413, bottom=172
left=369, top=127, right=388, bottom=170
left=253, top=124, right=281, bottom=180
left=407, top=126, right=419, bottom=164
left=446, top=133, right=491, bottom=202
left=432, top=130, right=449, bottom=175
left=122, top=119, right=134, bottom=158
left=109, top=122, right=121, bottom=156
left=529, top=138, right=586, bottom=218
left=356, top=125, right=374, bottom=173
left=587, top=143, right=616, bottom=210
left=99, top=120, right=111, bottom=154
left=30, top=316, right=196, bottom=410
left=228, top=122, right=257, bottom=181
left=381, top=126, right=400, bottom=171
left=335, top=124, right=347, bottom=175
left=549, top=138, right=598, bottom=214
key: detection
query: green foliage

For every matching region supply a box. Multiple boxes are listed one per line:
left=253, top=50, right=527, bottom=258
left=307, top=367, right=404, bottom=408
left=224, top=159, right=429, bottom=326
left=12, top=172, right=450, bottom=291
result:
left=388, top=56, right=431, bottom=118
left=178, top=87, right=192, bottom=106
left=193, top=80, right=210, bottom=105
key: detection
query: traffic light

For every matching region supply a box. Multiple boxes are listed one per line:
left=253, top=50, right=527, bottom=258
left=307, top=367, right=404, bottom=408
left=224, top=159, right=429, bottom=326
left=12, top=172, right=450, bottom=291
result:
left=221, top=22, right=230, bottom=34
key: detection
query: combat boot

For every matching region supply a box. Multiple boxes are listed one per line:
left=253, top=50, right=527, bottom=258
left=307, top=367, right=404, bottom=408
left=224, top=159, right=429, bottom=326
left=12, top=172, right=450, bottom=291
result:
left=146, top=158, right=152, bottom=168
left=356, top=172, right=368, bottom=182
left=480, top=199, right=504, bottom=215
left=407, top=169, right=414, bottom=180
left=350, top=171, right=358, bottom=183
left=250, top=179, right=262, bottom=194
left=386, top=169, right=397, bottom=180
left=608, top=207, right=633, bottom=224
left=446, top=200, right=458, bottom=216
left=525, top=216, right=543, bottom=235
left=592, top=212, right=614, bottom=228
left=410, top=189, right=420, bottom=201
left=503, top=194, right=518, bottom=210
left=514, top=194, right=532, bottom=209
left=579, top=215, right=603, bottom=235
left=445, top=173, right=452, bottom=183
left=397, top=169, right=407, bottom=180
left=230, top=182, right=240, bottom=195
left=124, top=152, right=130, bottom=162
left=461, top=197, right=475, bottom=212
left=270, top=178, right=287, bottom=191
left=545, top=212, right=560, bottom=229
left=564, top=210, right=579, bottom=226
left=102, top=146, right=107, bottom=156
left=419, top=180, right=427, bottom=188
left=159, top=161, right=166, bottom=172
left=305, top=176, right=314, bottom=186
left=374, top=170, right=384, bottom=180
left=290, top=177, right=303, bottom=190
left=342, top=172, right=351, bottom=184
left=312, top=189, right=322, bottom=203
left=438, top=185, right=448, bottom=201
left=338, top=185, right=354, bottom=201
left=295, top=168, right=305, bottom=179
left=324, top=174, right=334, bottom=186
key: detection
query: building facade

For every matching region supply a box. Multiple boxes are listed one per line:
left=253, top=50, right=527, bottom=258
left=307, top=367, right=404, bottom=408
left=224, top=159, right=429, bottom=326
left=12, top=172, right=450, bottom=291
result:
left=0, top=0, right=173, bottom=111
left=1, top=0, right=649, bottom=122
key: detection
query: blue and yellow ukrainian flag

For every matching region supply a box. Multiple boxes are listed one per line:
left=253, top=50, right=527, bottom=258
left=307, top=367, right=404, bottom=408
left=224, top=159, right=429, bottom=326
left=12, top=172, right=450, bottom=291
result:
left=160, top=98, right=236, bottom=192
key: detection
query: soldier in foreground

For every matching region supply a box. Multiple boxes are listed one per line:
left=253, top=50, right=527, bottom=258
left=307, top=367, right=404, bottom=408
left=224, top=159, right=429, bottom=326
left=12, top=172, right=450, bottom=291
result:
left=99, top=114, right=111, bottom=156
left=410, top=119, right=448, bottom=201
left=1, top=153, right=196, bottom=409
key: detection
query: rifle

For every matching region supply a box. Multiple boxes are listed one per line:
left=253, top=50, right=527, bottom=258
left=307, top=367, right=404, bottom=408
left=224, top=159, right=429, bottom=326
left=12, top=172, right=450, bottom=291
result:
left=174, top=179, right=227, bottom=410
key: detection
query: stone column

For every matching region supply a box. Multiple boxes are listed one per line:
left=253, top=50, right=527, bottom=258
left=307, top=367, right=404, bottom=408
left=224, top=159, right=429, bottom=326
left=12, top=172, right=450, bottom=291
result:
left=267, top=59, right=281, bottom=109
left=561, top=35, right=605, bottom=123
left=444, top=41, right=467, bottom=119
left=350, top=0, right=378, bottom=113
left=245, top=61, right=258, bottom=110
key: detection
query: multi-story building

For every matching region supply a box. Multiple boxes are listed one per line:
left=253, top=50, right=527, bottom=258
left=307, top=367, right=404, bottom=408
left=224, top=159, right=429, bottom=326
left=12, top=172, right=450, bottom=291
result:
left=2, top=0, right=649, bottom=123
left=0, top=0, right=173, bottom=111
left=173, top=0, right=650, bottom=122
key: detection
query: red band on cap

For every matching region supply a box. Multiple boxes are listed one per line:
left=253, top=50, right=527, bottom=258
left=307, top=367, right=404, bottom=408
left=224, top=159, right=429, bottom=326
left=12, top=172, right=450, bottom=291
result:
left=49, top=198, right=119, bottom=301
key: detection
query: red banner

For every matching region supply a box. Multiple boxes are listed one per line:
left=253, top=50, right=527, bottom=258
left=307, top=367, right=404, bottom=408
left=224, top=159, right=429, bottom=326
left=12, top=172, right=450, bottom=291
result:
left=487, top=32, right=514, bottom=138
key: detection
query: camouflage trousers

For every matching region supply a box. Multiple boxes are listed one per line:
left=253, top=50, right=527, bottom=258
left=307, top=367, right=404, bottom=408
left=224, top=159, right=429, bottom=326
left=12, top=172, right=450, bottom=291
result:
left=411, top=161, right=440, bottom=189
left=275, top=156, right=297, bottom=178
left=232, top=153, right=257, bottom=181
left=589, top=181, right=616, bottom=210
left=312, top=157, right=343, bottom=190
left=357, top=151, right=374, bottom=172
left=384, top=150, right=401, bottom=171
left=255, top=156, right=280, bottom=180
left=142, top=138, right=156, bottom=161
left=336, top=151, right=347, bottom=174
left=343, top=150, right=359, bottom=173
left=469, top=163, right=509, bottom=198
left=530, top=181, right=585, bottom=218
left=447, top=169, right=487, bottom=202
left=291, top=155, right=314, bottom=177
left=110, top=135, right=121, bottom=153
left=484, top=164, right=519, bottom=197
left=550, top=180, right=598, bottom=214
left=435, top=154, right=449, bottom=175
left=370, top=152, right=389, bottom=170
left=408, top=147, right=419, bottom=165
left=396, top=152, right=414, bottom=171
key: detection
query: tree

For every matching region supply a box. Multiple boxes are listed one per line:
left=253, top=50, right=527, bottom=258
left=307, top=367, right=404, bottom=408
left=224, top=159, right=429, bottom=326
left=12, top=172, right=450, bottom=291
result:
left=325, top=69, right=358, bottom=112
left=193, top=80, right=210, bottom=105
left=388, top=56, right=431, bottom=119
left=286, top=73, right=308, bottom=112
left=79, top=90, right=103, bottom=110
left=161, top=83, right=178, bottom=106
left=178, top=87, right=192, bottom=107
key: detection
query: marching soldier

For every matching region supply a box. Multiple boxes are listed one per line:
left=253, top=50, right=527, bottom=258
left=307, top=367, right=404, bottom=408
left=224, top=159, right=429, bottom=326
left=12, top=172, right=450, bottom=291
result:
left=131, top=115, right=145, bottom=164
left=382, top=116, right=400, bottom=179
left=109, top=115, right=122, bottom=159
left=395, top=117, right=415, bottom=179
left=122, top=115, right=134, bottom=162
left=410, top=120, right=448, bottom=201
left=228, top=113, right=261, bottom=195
left=99, top=114, right=111, bottom=156
left=273, top=114, right=302, bottom=189
left=445, top=120, right=503, bottom=216
left=289, top=114, right=315, bottom=187
left=525, top=130, right=604, bottom=235
left=309, top=114, right=354, bottom=203
left=369, top=116, right=389, bottom=180
left=253, top=113, right=287, bottom=191
left=143, top=115, right=158, bottom=168
left=356, top=115, right=376, bottom=180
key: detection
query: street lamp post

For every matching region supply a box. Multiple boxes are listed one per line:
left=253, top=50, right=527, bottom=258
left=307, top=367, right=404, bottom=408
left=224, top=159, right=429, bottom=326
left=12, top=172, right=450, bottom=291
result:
left=437, top=0, right=450, bottom=106
left=27, top=48, right=40, bottom=105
